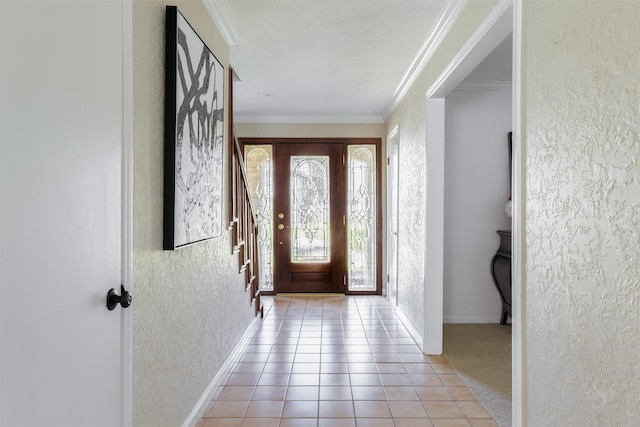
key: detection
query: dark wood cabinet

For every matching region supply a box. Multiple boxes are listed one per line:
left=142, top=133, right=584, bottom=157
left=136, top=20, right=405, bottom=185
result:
left=491, top=230, right=512, bottom=325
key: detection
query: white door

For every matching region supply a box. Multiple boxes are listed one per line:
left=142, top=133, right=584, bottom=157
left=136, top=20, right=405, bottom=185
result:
left=0, top=1, right=129, bottom=426
left=386, top=129, right=400, bottom=306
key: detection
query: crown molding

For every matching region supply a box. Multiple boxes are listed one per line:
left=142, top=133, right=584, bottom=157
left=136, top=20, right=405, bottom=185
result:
left=383, top=0, right=467, bottom=119
left=426, top=0, right=513, bottom=98
left=234, top=114, right=385, bottom=124
left=202, top=0, right=239, bottom=47
left=455, top=80, right=511, bottom=90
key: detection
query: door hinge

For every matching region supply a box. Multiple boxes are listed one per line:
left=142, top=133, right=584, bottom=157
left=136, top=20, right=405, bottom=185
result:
left=343, top=154, right=345, bottom=165
left=387, top=157, right=390, bottom=165
left=344, top=275, right=347, bottom=286
left=343, top=215, right=346, bottom=226
left=387, top=274, right=390, bottom=283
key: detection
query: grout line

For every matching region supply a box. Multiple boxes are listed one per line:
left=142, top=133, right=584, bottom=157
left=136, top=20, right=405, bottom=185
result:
left=199, top=295, right=497, bottom=425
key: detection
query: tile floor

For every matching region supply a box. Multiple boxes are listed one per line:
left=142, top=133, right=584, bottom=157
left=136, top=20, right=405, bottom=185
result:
left=198, top=295, right=497, bottom=427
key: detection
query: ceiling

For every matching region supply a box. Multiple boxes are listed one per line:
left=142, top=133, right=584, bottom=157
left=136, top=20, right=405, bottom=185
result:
left=209, top=0, right=509, bottom=124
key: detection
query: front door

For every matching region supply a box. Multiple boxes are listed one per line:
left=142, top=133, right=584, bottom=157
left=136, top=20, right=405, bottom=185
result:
left=0, top=1, right=129, bottom=425
left=274, top=143, right=346, bottom=293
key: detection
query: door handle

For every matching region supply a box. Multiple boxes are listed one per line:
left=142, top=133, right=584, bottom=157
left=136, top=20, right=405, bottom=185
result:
left=106, top=285, right=132, bottom=310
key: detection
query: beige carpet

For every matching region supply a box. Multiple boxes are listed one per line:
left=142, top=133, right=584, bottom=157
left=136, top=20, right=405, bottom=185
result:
left=443, top=324, right=512, bottom=427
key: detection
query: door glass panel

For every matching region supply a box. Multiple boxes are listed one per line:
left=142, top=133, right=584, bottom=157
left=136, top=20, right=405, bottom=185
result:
left=245, top=145, right=274, bottom=291
left=348, top=145, right=376, bottom=291
left=290, top=155, right=330, bottom=263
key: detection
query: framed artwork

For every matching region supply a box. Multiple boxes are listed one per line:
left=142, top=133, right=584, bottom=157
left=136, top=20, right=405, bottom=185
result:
left=508, top=131, right=512, bottom=195
left=164, top=6, right=225, bottom=250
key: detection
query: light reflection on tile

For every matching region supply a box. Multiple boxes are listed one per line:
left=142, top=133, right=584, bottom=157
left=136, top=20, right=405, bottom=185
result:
left=198, top=295, right=497, bottom=427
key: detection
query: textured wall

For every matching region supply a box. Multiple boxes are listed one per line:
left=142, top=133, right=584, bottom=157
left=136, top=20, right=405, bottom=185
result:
left=132, top=1, right=255, bottom=426
left=523, top=1, right=640, bottom=425
left=386, top=0, right=498, bottom=336
left=235, top=122, right=386, bottom=139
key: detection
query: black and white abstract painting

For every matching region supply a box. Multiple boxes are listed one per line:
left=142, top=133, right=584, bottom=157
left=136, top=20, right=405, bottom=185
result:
left=164, top=6, right=224, bottom=250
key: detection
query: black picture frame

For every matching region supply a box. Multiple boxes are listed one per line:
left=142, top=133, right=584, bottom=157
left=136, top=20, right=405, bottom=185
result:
left=508, top=131, right=513, bottom=196
left=164, top=6, right=225, bottom=250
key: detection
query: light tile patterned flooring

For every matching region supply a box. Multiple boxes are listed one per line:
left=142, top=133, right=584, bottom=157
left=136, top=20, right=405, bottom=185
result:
left=198, top=295, right=497, bottom=427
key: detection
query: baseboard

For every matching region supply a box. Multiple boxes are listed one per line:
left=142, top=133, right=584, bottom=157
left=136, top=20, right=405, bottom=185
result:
left=182, top=314, right=264, bottom=427
left=393, top=306, right=424, bottom=353
left=444, top=315, right=502, bottom=324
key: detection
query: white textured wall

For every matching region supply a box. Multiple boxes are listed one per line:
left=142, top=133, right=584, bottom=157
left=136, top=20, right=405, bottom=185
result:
left=133, top=1, right=255, bottom=426
left=386, top=0, right=499, bottom=337
left=235, top=122, right=386, bottom=139
left=523, top=1, right=640, bottom=425
left=444, top=86, right=512, bottom=323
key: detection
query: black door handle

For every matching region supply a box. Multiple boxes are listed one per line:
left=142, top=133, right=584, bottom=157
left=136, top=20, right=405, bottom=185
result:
left=106, top=285, right=132, bottom=310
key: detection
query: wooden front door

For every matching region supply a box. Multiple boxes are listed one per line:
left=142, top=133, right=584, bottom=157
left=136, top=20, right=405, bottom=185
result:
left=274, top=143, right=346, bottom=293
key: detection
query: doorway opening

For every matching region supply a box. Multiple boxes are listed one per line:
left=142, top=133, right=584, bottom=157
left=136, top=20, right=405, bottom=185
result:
left=241, top=138, right=382, bottom=295
left=423, top=0, right=520, bottom=424
left=386, top=125, right=400, bottom=306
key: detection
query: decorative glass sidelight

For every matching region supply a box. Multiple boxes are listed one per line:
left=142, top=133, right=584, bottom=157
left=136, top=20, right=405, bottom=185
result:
left=347, top=145, right=376, bottom=291
left=290, top=156, right=330, bottom=263
left=245, top=145, right=274, bottom=291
